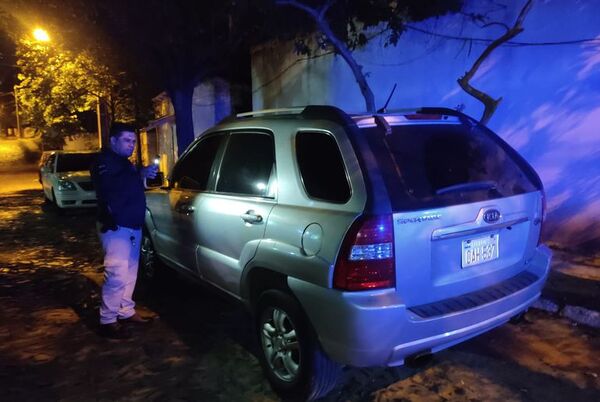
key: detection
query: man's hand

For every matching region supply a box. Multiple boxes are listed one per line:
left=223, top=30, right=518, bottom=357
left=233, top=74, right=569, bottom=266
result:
left=141, top=164, right=159, bottom=179
left=99, top=208, right=118, bottom=233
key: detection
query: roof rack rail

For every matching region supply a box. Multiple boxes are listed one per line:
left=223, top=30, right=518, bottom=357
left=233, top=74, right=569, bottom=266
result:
left=352, top=106, right=474, bottom=124
left=236, top=107, right=305, bottom=118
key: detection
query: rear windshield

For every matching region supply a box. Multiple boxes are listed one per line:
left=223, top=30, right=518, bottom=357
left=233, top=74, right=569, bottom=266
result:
left=56, top=153, right=98, bottom=173
left=360, top=122, right=539, bottom=210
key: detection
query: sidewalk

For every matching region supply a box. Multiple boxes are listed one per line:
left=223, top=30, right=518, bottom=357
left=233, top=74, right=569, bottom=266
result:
left=533, top=245, right=600, bottom=328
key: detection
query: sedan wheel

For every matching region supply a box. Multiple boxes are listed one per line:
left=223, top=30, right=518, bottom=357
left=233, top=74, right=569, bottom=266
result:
left=51, top=189, right=64, bottom=215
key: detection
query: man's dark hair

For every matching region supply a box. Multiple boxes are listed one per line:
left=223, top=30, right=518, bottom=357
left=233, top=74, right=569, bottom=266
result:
left=109, top=122, right=136, bottom=138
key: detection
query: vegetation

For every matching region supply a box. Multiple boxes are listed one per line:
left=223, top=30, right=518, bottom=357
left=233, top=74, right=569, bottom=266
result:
left=15, top=35, right=134, bottom=148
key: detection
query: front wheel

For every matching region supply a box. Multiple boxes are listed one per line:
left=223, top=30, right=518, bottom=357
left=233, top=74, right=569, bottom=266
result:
left=51, top=189, right=64, bottom=215
left=139, top=229, right=164, bottom=283
left=256, top=290, right=341, bottom=401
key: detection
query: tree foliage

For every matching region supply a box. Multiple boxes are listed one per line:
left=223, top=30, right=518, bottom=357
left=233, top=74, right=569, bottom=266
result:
left=15, top=36, right=133, bottom=148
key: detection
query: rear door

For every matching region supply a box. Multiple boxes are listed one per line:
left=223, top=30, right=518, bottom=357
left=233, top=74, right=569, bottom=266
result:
left=359, top=117, right=543, bottom=306
left=195, top=131, right=277, bottom=296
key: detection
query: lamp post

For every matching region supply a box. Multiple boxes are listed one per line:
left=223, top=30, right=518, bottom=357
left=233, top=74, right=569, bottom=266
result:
left=14, top=85, right=21, bottom=137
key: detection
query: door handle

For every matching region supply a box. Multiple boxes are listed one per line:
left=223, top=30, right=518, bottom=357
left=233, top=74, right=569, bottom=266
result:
left=176, top=203, right=195, bottom=215
left=241, top=210, right=263, bottom=224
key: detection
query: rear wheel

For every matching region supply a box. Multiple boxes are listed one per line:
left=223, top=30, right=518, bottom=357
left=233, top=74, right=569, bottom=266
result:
left=256, top=290, right=341, bottom=401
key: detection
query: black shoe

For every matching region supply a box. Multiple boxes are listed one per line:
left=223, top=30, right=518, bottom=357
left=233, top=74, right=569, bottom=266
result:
left=99, top=322, right=131, bottom=339
left=118, top=313, right=153, bottom=325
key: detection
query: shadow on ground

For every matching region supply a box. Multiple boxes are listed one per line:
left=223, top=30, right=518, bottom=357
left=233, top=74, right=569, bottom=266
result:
left=0, top=187, right=598, bottom=401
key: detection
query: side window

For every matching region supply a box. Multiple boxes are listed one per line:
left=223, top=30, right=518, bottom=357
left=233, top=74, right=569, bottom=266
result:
left=296, top=131, right=351, bottom=203
left=171, top=135, right=223, bottom=191
left=216, top=133, right=275, bottom=197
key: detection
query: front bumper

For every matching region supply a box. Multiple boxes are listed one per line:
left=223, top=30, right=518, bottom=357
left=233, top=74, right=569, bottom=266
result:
left=54, top=190, right=97, bottom=208
left=289, top=245, right=552, bottom=367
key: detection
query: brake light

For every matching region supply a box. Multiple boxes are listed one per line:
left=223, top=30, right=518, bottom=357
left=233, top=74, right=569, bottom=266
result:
left=333, top=215, right=395, bottom=291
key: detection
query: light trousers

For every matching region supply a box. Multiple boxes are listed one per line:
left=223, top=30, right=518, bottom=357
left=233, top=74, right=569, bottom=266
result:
left=98, top=225, right=142, bottom=324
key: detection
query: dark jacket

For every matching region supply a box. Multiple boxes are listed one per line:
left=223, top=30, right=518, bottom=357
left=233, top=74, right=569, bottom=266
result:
left=90, top=148, right=146, bottom=229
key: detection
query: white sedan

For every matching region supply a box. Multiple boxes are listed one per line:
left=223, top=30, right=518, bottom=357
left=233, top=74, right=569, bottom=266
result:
left=40, top=150, right=100, bottom=210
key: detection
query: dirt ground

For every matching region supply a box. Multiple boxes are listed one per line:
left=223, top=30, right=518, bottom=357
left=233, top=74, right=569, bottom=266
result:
left=0, top=171, right=599, bottom=402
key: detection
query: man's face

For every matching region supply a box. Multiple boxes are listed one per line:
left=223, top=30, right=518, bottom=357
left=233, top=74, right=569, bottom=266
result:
left=110, top=131, right=136, bottom=157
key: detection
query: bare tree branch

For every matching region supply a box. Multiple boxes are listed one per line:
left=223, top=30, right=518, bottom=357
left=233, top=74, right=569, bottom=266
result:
left=458, top=0, right=534, bottom=125
left=482, top=22, right=510, bottom=32
left=276, top=0, right=376, bottom=112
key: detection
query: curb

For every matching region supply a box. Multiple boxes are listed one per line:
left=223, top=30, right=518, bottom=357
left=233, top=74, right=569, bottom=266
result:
left=531, top=297, right=600, bottom=329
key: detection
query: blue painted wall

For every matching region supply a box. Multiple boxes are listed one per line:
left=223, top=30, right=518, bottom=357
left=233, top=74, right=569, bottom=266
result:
left=252, top=0, right=600, bottom=249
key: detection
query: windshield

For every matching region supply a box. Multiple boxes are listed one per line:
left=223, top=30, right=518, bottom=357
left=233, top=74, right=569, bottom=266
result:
left=360, top=122, right=539, bottom=210
left=56, top=153, right=99, bottom=173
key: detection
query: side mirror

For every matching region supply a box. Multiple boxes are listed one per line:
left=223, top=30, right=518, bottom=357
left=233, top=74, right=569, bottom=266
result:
left=145, top=172, right=165, bottom=189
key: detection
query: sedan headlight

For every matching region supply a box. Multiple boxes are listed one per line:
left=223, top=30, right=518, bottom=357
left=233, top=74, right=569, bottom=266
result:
left=57, top=179, right=77, bottom=191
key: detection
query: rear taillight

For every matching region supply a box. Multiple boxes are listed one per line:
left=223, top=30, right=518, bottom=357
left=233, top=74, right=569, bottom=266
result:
left=333, top=215, right=395, bottom=291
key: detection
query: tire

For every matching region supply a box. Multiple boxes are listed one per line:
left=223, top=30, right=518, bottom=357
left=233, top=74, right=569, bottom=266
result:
left=51, top=189, right=65, bottom=215
left=139, top=228, right=164, bottom=283
left=256, top=290, right=341, bottom=401
left=43, top=190, right=51, bottom=204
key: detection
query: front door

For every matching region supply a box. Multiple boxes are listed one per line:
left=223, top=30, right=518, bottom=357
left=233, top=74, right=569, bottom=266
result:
left=148, top=133, right=225, bottom=273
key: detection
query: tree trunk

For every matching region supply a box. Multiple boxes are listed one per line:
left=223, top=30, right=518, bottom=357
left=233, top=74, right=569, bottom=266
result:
left=276, top=0, right=376, bottom=112
left=458, top=0, right=533, bottom=125
left=169, top=85, right=195, bottom=156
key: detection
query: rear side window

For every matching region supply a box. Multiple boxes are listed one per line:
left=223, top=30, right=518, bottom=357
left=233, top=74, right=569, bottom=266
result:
left=171, top=135, right=223, bottom=190
left=296, top=131, right=351, bottom=203
left=362, top=123, right=538, bottom=210
left=216, top=132, right=275, bottom=197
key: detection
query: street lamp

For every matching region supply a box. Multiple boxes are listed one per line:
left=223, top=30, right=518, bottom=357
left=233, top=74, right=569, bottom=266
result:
left=14, top=86, right=21, bottom=137
left=32, top=28, right=50, bottom=42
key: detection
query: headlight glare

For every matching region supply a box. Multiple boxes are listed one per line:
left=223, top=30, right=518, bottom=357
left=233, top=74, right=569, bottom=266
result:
left=57, top=180, right=76, bottom=191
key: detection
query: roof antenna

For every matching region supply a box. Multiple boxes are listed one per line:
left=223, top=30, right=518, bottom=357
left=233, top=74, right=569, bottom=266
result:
left=377, top=83, right=397, bottom=114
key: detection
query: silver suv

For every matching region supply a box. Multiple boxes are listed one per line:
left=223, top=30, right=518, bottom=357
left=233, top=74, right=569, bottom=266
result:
left=142, top=106, right=552, bottom=400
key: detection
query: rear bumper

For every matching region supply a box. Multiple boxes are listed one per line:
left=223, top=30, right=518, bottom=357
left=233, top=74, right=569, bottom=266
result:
left=289, top=245, right=552, bottom=367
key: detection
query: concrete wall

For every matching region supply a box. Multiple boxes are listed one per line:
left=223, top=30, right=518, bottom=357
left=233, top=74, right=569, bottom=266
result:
left=192, top=78, right=233, bottom=136
left=251, top=0, right=600, bottom=249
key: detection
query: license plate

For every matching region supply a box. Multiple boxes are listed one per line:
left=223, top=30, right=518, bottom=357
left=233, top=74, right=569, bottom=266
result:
left=461, top=234, right=499, bottom=268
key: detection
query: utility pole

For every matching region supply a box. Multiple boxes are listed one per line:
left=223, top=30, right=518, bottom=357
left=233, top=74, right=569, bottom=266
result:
left=96, top=96, right=102, bottom=148
left=14, top=86, right=21, bottom=137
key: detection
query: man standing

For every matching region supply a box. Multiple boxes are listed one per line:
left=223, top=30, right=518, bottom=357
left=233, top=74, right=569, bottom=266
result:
left=91, top=122, right=158, bottom=339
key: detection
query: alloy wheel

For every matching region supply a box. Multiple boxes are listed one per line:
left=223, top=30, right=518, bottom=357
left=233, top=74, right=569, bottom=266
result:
left=140, top=234, right=156, bottom=279
left=260, top=307, right=301, bottom=382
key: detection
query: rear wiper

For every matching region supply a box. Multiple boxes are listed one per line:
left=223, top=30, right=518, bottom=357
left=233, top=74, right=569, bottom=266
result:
left=436, top=180, right=497, bottom=195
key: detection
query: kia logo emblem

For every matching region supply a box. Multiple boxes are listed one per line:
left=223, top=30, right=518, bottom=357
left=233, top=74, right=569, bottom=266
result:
left=483, top=209, right=501, bottom=223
